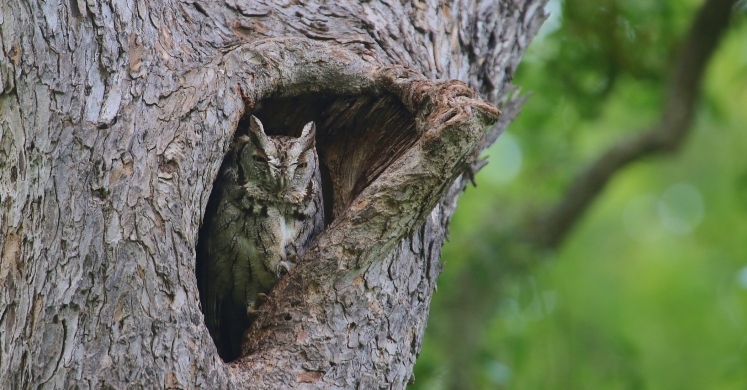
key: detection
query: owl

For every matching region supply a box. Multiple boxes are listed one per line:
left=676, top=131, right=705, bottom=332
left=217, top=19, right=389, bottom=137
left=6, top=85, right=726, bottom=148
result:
left=198, top=115, right=324, bottom=361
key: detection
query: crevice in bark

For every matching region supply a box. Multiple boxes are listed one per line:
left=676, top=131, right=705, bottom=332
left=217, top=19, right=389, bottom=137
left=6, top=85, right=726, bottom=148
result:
left=191, top=39, right=500, bottom=375
left=197, top=89, right=423, bottom=362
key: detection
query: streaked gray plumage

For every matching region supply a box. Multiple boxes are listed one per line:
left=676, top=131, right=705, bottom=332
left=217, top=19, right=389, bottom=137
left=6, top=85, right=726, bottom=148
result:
left=199, top=116, right=323, bottom=361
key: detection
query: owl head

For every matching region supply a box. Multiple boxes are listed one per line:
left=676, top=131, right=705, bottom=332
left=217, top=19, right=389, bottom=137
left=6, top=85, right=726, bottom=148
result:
left=234, top=116, right=318, bottom=203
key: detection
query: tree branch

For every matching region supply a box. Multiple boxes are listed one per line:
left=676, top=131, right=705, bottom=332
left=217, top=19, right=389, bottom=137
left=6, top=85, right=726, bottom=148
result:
left=530, top=0, right=738, bottom=248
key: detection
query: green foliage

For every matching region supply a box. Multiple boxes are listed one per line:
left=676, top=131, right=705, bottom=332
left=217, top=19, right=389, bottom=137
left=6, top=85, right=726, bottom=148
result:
left=413, top=1, right=747, bottom=388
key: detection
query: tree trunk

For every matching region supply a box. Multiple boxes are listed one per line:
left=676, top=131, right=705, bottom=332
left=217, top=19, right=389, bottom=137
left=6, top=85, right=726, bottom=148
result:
left=0, top=0, right=545, bottom=388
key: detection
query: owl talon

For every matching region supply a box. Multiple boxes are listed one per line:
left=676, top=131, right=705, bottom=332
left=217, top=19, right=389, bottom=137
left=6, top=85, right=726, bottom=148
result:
left=277, top=259, right=295, bottom=278
left=247, top=293, right=269, bottom=317
left=255, top=293, right=268, bottom=307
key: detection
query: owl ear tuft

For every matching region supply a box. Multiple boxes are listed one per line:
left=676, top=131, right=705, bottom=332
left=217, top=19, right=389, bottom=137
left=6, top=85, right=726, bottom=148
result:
left=300, top=121, right=315, bottom=138
left=249, top=116, right=267, bottom=137
left=247, top=115, right=272, bottom=150
left=235, top=135, right=252, bottom=145
left=298, top=121, right=316, bottom=150
left=299, top=121, right=316, bottom=150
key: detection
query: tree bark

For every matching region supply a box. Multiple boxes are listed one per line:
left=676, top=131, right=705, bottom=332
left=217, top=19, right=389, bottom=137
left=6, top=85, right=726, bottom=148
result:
left=0, top=0, right=545, bottom=388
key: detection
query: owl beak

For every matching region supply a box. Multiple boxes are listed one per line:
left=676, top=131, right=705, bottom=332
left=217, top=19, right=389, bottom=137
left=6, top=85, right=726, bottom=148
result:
left=277, top=176, right=286, bottom=195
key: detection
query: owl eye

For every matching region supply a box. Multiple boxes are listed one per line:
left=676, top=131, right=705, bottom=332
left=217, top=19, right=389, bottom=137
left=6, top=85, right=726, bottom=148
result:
left=297, top=162, right=307, bottom=169
left=253, top=155, right=267, bottom=163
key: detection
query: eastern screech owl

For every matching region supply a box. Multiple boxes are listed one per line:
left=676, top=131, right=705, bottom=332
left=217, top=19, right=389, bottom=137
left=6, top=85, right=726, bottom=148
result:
left=199, top=115, right=324, bottom=361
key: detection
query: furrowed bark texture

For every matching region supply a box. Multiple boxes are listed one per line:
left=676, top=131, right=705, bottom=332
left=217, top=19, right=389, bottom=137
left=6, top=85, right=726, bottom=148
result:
left=0, top=0, right=546, bottom=388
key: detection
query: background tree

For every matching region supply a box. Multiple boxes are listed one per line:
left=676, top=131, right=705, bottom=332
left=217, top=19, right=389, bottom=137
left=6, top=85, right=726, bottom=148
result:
left=0, top=0, right=546, bottom=388
left=413, top=0, right=746, bottom=388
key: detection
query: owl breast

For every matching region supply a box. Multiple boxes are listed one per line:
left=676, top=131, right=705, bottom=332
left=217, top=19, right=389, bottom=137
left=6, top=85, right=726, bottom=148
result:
left=279, top=213, right=297, bottom=251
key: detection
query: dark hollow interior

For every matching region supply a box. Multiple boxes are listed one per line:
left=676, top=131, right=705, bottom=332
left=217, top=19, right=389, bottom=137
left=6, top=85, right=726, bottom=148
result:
left=196, top=92, right=419, bottom=362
